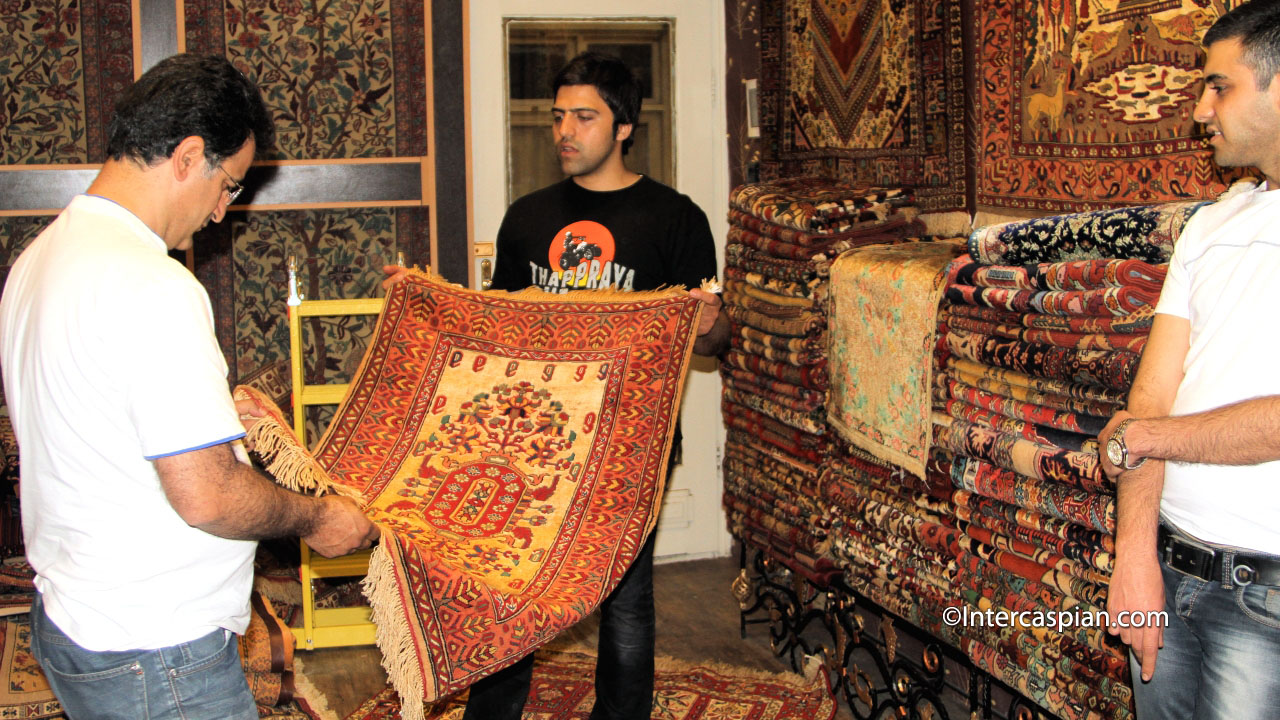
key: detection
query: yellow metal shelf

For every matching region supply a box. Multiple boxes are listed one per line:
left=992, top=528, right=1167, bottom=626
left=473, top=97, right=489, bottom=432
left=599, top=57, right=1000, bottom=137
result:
left=287, top=256, right=385, bottom=651
left=290, top=606, right=376, bottom=649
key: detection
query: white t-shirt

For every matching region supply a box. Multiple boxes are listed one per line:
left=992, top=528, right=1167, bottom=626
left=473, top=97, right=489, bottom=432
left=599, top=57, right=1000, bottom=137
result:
left=1155, top=182, right=1280, bottom=552
left=0, top=195, right=255, bottom=651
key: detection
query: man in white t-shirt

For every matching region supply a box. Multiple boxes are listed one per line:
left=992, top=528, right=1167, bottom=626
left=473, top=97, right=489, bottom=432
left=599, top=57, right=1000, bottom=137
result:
left=1098, top=3, right=1280, bottom=718
left=0, top=54, right=379, bottom=719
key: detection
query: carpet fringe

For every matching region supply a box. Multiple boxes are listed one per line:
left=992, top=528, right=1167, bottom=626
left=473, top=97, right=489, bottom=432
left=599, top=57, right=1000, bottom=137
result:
left=253, top=573, right=303, bottom=607
left=234, top=385, right=361, bottom=501
left=364, top=542, right=429, bottom=720
left=919, top=210, right=972, bottom=238
left=409, top=265, right=704, bottom=304
left=246, top=421, right=337, bottom=496
left=292, top=656, right=341, bottom=720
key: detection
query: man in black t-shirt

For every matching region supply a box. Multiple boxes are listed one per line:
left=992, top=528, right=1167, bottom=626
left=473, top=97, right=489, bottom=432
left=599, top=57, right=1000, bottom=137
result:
left=491, top=176, right=715, bottom=297
left=382, top=50, right=727, bottom=719
left=421, top=51, right=728, bottom=720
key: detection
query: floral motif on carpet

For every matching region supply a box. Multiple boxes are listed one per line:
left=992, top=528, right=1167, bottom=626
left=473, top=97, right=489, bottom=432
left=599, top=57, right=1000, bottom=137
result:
left=967, top=200, right=1206, bottom=265
left=229, top=209, right=401, bottom=379
left=344, top=649, right=836, bottom=720
left=248, top=271, right=703, bottom=718
left=827, top=240, right=961, bottom=479
left=0, top=0, right=133, bottom=164
left=0, top=217, right=49, bottom=292
left=182, top=0, right=425, bottom=159
left=974, top=0, right=1248, bottom=212
left=758, top=0, right=967, bottom=211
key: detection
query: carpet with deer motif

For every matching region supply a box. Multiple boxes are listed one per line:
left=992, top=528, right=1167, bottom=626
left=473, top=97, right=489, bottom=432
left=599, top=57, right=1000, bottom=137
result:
left=974, top=0, right=1247, bottom=213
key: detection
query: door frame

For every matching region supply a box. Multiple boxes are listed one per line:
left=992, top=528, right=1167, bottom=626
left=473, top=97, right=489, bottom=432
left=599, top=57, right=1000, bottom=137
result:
left=466, top=0, right=731, bottom=561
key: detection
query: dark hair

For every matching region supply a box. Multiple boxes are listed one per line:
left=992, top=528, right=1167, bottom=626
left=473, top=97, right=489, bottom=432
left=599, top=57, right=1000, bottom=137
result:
left=553, top=51, right=642, bottom=155
left=106, top=53, right=274, bottom=165
left=1204, top=0, right=1280, bottom=89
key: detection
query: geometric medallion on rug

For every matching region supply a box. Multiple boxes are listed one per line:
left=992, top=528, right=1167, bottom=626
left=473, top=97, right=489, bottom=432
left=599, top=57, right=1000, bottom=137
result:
left=341, top=650, right=837, bottom=720
left=248, top=270, right=703, bottom=719
left=974, top=0, right=1248, bottom=213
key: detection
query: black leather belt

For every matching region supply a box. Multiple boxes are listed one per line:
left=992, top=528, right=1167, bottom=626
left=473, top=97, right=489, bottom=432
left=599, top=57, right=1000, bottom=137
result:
left=1159, top=524, right=1280, bottom=587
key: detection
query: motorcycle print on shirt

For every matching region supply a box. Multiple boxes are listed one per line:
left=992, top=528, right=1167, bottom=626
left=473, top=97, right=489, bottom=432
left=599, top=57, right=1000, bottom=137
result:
left=524, top=220, right=635, bottom=293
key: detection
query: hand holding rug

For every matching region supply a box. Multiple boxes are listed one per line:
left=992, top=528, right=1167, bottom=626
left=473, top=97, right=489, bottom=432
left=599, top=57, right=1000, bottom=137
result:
left=237, top=270, right=703, bottom=719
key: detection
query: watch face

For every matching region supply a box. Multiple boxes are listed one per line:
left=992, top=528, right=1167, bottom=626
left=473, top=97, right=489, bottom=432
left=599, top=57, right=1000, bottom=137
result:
left=1107, top=438, right=1124, bottom=466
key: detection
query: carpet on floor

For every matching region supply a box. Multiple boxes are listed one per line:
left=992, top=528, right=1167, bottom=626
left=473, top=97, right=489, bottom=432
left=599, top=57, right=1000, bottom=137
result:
left=0, top=614, right=60, bottom=719
left=342, top=648, right=836, bottom=720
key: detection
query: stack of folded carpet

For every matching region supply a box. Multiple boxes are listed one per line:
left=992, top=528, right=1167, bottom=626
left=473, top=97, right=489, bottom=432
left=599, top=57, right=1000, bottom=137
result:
left=819, top=239, right=967, bottom=686
left=821, top=441, right=960, bottom=634
left=924, top=201, right=1208, bottom=720
left=721, top=177, right=921, bottom=584
left=815, top=200, right=1212, bottom=719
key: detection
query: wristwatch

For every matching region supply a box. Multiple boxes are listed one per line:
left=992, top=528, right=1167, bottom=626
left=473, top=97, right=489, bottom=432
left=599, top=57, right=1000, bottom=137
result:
left=1105, top=418, right=1147, bottom=470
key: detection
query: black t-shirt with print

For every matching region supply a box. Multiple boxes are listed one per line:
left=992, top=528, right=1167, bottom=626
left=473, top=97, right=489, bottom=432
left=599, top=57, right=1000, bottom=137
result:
left=491, top=176, right=717, bottom=294
left=490, top=175, right=717, bottom=455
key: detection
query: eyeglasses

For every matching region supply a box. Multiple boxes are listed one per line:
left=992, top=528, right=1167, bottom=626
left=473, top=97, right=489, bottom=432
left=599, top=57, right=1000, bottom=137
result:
left=215, top=164, right=245, bottom=204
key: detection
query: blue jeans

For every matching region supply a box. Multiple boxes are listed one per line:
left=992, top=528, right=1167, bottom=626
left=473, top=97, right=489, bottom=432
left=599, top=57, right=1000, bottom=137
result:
left=463, top=533, right=657, bottom=720
left=30, top=593, right=257, bottom=720
left=1133, top=555, right=1280, bottom=719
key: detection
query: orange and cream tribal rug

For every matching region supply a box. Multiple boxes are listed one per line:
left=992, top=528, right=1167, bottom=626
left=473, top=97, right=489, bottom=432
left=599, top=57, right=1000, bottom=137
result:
left=239, top=270, right=704, bottom=720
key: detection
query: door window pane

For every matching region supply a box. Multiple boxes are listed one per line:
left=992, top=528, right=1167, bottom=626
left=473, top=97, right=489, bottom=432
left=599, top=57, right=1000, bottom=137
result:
left=508, top=43, right=569, bottom=99
left=505, top=22, right=671, bottom=204
left=586, top=43, right=654, bottom=99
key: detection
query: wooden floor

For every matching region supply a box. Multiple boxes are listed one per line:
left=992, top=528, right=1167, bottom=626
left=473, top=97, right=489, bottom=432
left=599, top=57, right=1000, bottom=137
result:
left=297, top=551, right=856, bottom=719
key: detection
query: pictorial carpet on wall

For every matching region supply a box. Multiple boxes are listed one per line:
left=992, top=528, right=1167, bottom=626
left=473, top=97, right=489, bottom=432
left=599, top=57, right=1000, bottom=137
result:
left=342, top=649, right=837, bottom=720
left=242, top=270, right=704, bottom=720
left=974, top=0, right=1248, bottom=213
left=181, top=0, right=430, bottom=392
left=757, top=0, right=967, bottom=212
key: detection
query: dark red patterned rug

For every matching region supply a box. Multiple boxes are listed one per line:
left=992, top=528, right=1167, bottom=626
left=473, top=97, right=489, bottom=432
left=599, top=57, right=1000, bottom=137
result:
left=757, top=0, right=967, bottom=212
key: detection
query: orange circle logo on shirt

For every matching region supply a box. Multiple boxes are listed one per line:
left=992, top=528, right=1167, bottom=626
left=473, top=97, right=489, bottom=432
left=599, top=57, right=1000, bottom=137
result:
left=548, top=221, right=616, bottom=278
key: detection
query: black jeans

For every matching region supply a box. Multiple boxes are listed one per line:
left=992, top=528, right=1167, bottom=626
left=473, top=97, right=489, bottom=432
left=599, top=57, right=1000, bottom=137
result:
left=462, top=533, right=657, bottom=720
